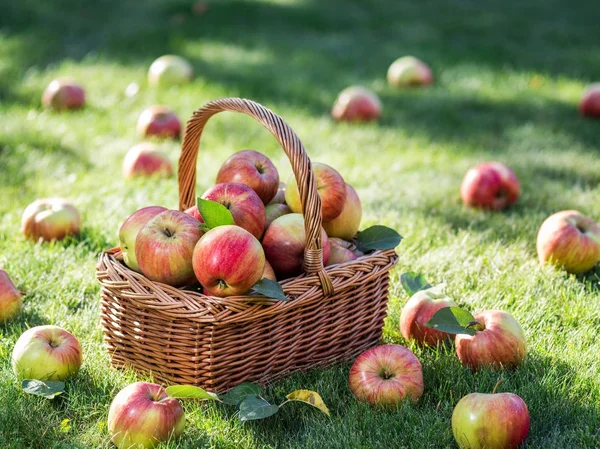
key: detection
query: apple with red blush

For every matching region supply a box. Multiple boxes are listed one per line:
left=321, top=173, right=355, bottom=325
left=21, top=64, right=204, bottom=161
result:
left=268, top=182, right=287, bottom=205
left=118, top=206, right=167, bottom=273
left=326, top=238, right=363, bottom=266
left=323, top=183, right=362, bottom=240
left=42, top=78, right=85, bottom=110
left=460, top=162, right=520, bottom=210
left=387, top=56, right=433, bottom=87
left=122, top=143, right=173, bottom=179
left=0, top=270, right=22, bottom=323
left=264, top=203, right=291, bottom=230
left=21, top=198, right=81, bottom=242
left=579, top=83, right=600, bottom=118
left=137, top=106, right=181, bottom=139
left=331, top=86, right=381, bottom=122
left=148, top=55, right=193, bottom=87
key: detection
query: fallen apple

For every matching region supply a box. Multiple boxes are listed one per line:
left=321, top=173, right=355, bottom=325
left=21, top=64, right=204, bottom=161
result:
left=42, top=78, right=85, bottom=110
left=21, top=198, right=81, bottom=242
left=137, top=105, right=181, bottom=139
left=331, top=86, right=382, bottom=122
left=579, top=83, right=600, bottom=118
left=387, top=56, right=433, bottom=87
left=322, top=183, right=362, bottom=240
left=0, top=270, right=22, bottom=323
left=460, top=162, right=520, bottom=210
left=122, top=143, right=173, bottom=179
left=148, top=55, right=193, bottom=87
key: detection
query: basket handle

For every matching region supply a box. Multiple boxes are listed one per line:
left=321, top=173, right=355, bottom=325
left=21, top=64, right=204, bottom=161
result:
left=178, top=98, right=334, bottom=296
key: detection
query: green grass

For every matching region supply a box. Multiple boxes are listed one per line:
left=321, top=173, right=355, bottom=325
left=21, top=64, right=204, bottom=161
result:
left=1, top=0, right=600, bottom=447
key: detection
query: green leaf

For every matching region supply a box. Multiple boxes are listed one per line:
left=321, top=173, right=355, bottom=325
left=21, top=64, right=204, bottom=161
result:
left=400, top=272, right=432, bottom=296
left=285, top=390, right=330, bottom=416
left=22, top=379, right=65, bottom=399
left=239, top=395, right=279, bottom=421
left=221, top=382, right=263, bottom=406
left=251, top=278, right=287, bottom=301
left=424, top=306, right=477, bottom=336
left=197, top=197, right=234, bottom=230
left=355, top=225, right=403, bottom=253
left=165, top=385, right=221, bottom=401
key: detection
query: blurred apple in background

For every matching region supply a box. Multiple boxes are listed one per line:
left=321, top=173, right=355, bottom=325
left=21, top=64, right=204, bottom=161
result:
left=387, top=56, right=433, bottom=87
left=216, top=150, right=280, bottom=204
left=108, top=381, right=185, bottom=449
left=326, top=237, right=361, bottom=266
left=135, top=210, right=203, bottom=287
left=21, top=198, right=81, bottom=242
left=118, top=206, right=167, bottom=273
left=460, top=162, right=520, bottom=210
left=331, top=86, right=381, bottom=122
left=122, top=143, right=173, bottom=179
left=285, top=162, right=346, bottom=222
left=264, top=203, right=291, bottom=230
left=579, top=83, right=600, bottom=118
left=536, top=210, right=600, bottom=274
left=349, top=344, right=424, bottom=406
left=137, top=106, right=181, bottom=139
left=268, top=182, right=287, bottom=205
left=0, top=270, right=22, bottom=323
left=148, top=55, right=193, bottom=87
left=323, top=183, right=362, bottom=240
left=400, top=289, right=458, bottom=346
left=12, top=325, right=82, bottom=381
left=42, top=78, right=85, bottom=110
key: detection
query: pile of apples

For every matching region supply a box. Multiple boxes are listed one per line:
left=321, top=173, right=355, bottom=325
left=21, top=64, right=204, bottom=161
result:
left=118, top=149, right=364, bottom=297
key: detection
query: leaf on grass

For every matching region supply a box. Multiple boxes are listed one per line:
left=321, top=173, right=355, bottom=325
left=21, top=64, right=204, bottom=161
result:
left=165, top=385, right=221, bottom=401
left=400, top=272, right=432, bottom=296
left=425, top=307, right=477, bottom=335
left=196, top=197, right=234, bottom=230
left=22, top=379, right=65, bottom=399
left=221, top=382, right=263, bottom=406
left=251, top=278, right=287, bottom=301
left=285, top=390, right=330, bottom=416
left=239, top=395, right=279, bottom=421
left=355, top=225, right=402, bottom=253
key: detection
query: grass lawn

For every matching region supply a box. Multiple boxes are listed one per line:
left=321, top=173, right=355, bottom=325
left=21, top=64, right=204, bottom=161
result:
left=1, top=0, right=600, bottom=447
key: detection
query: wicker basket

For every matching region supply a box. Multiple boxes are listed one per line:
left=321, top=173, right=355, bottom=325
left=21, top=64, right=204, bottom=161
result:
left=96, top=98, right=398, bottom=393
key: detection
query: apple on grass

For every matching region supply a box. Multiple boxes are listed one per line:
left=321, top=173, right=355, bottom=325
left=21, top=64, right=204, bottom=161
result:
left=135, top=210, right=203, bottom=287
left=326, top=237, right=363, bottom=266
left=387, top=56, right=433, bottom=87
left=0, top=270, right=22, bottom=323
left=460, top=162, right=520, bottom=210
left=536, top=210, right=600, bottom=274
left=192, top=225, right=265, bottom=297
left=331, top=86, right=381, bottom=122
left=42, top=78, right=85, bottom=110
left=122, top=143, right=173, bottom=179
left=137, top=106, right=181, bottom=139
left=148, top=55, right=193, bottom=87
left=323, top=183, right=362, bottom=240
left=21, top=198, right=81, bottom=242
left=118, top=206, right=167, bottom=273
left=348, top=344, right=424, bottom=406
left=12, top=325, right=82, bottom=381
left=108, top=382, right=185, bottom=449
left=216, top=150, right=280, bottom=205
left=579, top=83, right=600, bottom=118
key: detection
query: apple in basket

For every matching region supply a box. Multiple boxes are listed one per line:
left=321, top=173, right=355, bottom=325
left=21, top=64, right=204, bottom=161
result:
left=264, top=203, right=292, bottom=230
left=137, top=105, right=181, bottom=139
left=0, top=270, right=23, bottom=323
left=323, top=183, right=362, bottom=240
left=216, top=150, right=280, bottom=205
left=326, top=237, right=363, bottom=266
left=331, top=86, right=382, bottom=122
left=268, top=182, right=287, bottom=205
left=42, top=78, right=85, bottom=110
left=387, top=56, right=433, bottom=87
left=135, top=210, right=203, bottom=287
left=148, top=54, right=193, bottom=87
left=122, top=143, right=173, bottom=179
left=460, top=162, right=520, bottom=210
left=21, top=198, right=81, bottom=242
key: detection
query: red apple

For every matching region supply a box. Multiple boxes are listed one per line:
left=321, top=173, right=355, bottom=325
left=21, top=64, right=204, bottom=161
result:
left=264, top=203, right=292, bottom=230
left=261, top=213, right=330, bottom=279
left=137, top=106, right=181, bottom=139
left=536, top=210, right=600, bottom=274
left=108, top=381, right=185, bottom=449
left=192, top=225, right=265, bottom=297
left=21, top=198, right=81, bottom=242
left=0, top=270, right=22, bottom=323
left=323, top=183, right=362, bottom=240
left=387, top=56, right=433, bottom=87
left=201, top=182, right=266, bottom=240
left=349, top=344, right=424, bottom=406
left=216, top=150, right=280, bottom=204
left=11, top=325, right=82, bottom=381
left=118, top=206, right=167, bottom=273
left=326, top=237, right=362, bottom=266
left=452, top=388, right=530, bottom=449
left=122, top=143, right=173, bottom=179
left=579, top=83, right=600, bottom=118
left=331, top=86, right=381, bottom=122
left=135, top=210, right=203, bottom=287
left=400, top=289, right=458, bottom=346
left=285, top=162, right=346, bottom=222
left=42, top=78, right=85, bottom=110
left=455, top=310, right=526, bottom=370
left=148, top=55, right=193, bottom=87
left=268, top=182, right=287, bottom=205
left=183, top=205, right=204, bottom=223
left=460, top=162, right=520, bottom=210
left=262, top=260, right=277, bottom=281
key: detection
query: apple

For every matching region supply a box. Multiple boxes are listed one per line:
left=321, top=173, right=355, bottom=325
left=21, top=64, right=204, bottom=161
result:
left=192, top=225, right=265, bottom=297
left=262, top=260, right=277, bottom=281
left=387, top=56, right=433, bottom=87
left=148, top=55, right=193, bottom=87
left=201, top=182, right=266, bottom=240
left=216, top=150, right=280, bottom=204
left=536, top=210, right=600, bottom=274
left=400, top=289, right=458, bottom=346
left=268, top=182, right=287, bottom=205
left=264, top=203, right=291, bottom=230
left=137, top=106, right=181, bottom=139
left=285, top=162, right=346, bottom=223
left=42, top=78, right=85, bottom=110
left=122, top=143, right=173, bottom=179
left=183, top=205, right=204, bottom=223
left=261, top=213, right=330, bottom=279
left=455, top=310, right=526, bottom=370
left=0, top=270, right=22, bottom=323
left=460, top=162, right=520, bottom=210
left=348, top=344, right=424, bottom=406
left=326, top=237, right=363, bottom=266
left=108, top=381, right=185, bottom=449
left=331, top=86, right=381, bottom=122
left=135, top=210, right=203, bottom=287
left=118, top=206, right=167, bottom=273
left=21, top=198, right=81, bottom=242
left=323, top=183, right=362, bottom=240
left=452, top=388, right=530, bottom=449
left=11, top=325, right=82, bottom=381
left=579, top=83, right=600, bottom=118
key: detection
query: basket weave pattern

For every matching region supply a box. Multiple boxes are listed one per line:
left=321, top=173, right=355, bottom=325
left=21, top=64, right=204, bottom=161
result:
left=96, top=98, right=398, bottom=392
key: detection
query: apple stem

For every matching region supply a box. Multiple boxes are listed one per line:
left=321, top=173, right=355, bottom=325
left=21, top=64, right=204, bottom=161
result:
left=492, top=379, right=504, bottom=395
left=466, top=320, right=485, bottom=332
